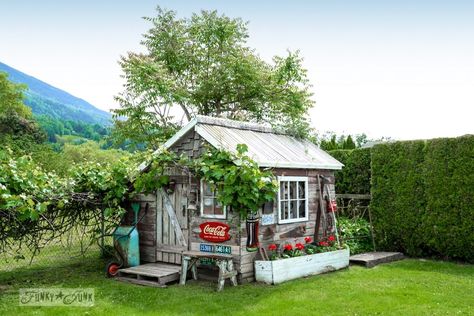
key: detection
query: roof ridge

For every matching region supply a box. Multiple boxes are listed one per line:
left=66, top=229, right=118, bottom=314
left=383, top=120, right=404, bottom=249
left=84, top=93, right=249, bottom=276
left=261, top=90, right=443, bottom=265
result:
left=195, top=115, right=279, bottom=133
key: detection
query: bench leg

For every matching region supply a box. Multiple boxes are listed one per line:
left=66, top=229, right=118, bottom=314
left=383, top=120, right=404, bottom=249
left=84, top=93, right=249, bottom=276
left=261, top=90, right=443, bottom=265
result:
left=191, top=259, right=198, bottom=280
left=227, top=259, right=238, bottom=286
left=180, top=256, right=189, bottom=285
left=216, top=260, right=226, bottom=292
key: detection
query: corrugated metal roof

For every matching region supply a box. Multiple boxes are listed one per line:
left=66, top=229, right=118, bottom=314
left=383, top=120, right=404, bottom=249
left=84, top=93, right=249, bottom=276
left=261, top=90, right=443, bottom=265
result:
left=163, top=115, right=343, bottom=170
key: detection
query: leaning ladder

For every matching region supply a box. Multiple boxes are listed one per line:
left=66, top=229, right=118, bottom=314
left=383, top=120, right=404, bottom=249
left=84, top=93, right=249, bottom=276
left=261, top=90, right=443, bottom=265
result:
left=324, top=183, right=341, bottom=247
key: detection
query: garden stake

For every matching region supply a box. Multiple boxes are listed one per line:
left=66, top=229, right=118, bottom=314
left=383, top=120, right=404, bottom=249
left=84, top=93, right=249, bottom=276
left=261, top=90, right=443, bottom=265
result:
left=314, top=174, right=323, bottom=242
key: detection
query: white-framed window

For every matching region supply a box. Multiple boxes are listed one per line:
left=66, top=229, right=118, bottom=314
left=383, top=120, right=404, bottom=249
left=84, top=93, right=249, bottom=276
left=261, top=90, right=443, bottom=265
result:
left=200, top=180, right=226, bottom=219
left=278, top=176, right=308, bottom=224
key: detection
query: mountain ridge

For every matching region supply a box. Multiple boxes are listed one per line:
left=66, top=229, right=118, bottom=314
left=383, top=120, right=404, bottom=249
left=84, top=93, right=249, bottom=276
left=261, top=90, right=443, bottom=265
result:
left=0, top=61, right=111, bottom=125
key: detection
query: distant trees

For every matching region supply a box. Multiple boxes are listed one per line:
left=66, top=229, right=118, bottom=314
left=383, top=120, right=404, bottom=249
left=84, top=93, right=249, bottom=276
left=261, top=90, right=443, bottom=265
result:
left=0, top=71, right=32, bottom=119
left=112, top=7, right=314, bottom=150
left=0, top=72, right=45, bottom=145
left=318, top=133, right=368, bottom=151
left=35, top=115, right=109, bottom=143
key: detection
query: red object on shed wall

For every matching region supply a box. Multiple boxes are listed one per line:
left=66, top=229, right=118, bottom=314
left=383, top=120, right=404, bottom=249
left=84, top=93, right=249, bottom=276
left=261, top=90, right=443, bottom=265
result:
left=199, top=222, right=231, bottom=243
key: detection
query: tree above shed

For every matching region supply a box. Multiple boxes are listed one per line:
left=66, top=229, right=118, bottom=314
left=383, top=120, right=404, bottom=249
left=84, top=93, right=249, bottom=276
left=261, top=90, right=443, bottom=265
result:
left=112, top=7, right=314, bottom=150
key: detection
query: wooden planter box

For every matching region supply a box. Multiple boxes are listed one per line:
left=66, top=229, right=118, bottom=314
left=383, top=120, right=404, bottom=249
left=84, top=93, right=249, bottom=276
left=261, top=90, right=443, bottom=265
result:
left=254, top=248, right=350, bottom=284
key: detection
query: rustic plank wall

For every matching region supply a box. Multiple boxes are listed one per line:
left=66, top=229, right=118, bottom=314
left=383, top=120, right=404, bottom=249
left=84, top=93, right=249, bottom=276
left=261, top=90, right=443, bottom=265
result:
left=169, top=130, right=205, bottom=159
left=156, top=182, right=191, bottom=265
left=238, top=169, right=335, bottom=283
left=129, top=127, right=337, bottom=284
left=126, top=193, right=157, bottom=263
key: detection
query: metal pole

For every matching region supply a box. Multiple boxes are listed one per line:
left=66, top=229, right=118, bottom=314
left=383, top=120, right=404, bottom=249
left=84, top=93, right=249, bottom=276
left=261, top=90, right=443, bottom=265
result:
left=100, top=209, right=105, bottom=256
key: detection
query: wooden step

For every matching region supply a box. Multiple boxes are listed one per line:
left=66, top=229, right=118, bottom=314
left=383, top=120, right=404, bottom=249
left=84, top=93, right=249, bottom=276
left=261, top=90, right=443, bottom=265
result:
left=350, top=252, right=404, bottom=268
left=116, top=276, right=167, bottom=288
left=117, top=262, right=181, bottom=286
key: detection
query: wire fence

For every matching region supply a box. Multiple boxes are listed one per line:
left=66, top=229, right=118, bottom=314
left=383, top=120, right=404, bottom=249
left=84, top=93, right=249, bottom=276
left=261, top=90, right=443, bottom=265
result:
left=0, top=230, right=112, bottom=273
left=1, top=195, right=374, bottom=272
left=336, top=194, right=375, bottom=254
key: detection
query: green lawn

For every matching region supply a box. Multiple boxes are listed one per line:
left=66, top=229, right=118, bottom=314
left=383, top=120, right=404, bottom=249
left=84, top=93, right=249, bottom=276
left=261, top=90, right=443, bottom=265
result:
left=0, top=255, right=472, bottom=316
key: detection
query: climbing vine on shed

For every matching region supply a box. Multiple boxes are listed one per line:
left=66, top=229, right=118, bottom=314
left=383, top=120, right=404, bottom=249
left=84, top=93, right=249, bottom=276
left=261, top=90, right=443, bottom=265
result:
left=0, top=144, right=277, bottom=257
left=196, top=144, right=278, bottom=219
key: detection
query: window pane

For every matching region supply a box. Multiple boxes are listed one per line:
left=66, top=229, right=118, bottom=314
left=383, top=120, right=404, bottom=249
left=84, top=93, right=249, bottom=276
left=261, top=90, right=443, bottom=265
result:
left=203, top=197, right=214, bottom=214
left=299, top=200, right=306, bottom=218
left=214, top=201, right=224, bottom=215
left=290, top=200, right=298, bottom=219
left=201, top=180, right=226, bottom=217
left=203, top=182, right=213, bottom=196
left=289, top=181, right=297, bottom=199
left=262, top=200, right=274, bottom=214
left=280, top=181, right=288, bottom=200
left=281, top=201, right=288, bottom=220
left=203, top=197, right=213, bottom=207
left=298, top=181, right=305, bottom=199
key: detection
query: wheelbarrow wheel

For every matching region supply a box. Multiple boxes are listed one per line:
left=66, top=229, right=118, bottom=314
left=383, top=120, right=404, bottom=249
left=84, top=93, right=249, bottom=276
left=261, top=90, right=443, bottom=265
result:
left=106, top=261, right=121, bottom=278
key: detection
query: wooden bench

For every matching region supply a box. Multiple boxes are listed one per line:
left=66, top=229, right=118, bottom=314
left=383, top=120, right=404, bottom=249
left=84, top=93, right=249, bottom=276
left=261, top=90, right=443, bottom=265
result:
left=180, top=250, right=238, bottom=291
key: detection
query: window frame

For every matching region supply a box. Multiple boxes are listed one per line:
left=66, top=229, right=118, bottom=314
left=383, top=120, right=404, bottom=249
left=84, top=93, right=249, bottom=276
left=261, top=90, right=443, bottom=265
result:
left=200, top=179, right=227, bottom=219
left=277, top=176, right=309, bottom=224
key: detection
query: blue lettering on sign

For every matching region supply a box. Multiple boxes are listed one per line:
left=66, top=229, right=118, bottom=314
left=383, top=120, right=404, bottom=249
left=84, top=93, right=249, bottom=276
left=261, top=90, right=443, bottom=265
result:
left=200, top=244, right=214, bottom=253
left=215, top=245, right=232, bottom=254
left=199, top=243, right=232, bottom=254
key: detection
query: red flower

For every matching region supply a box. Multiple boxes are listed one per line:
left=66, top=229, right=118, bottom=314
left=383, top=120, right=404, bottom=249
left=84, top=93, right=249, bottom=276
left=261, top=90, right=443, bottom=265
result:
left=328, top=235, right=336, bottom=242
left=284, top=244, right=293, bottom=251
left=318, top=241, right=329, bottom=247
left=295, top=243, right=305, bottom=250
left=304, top=236, right=312, bottom=244
left=268, top=244, right=277, bottom=251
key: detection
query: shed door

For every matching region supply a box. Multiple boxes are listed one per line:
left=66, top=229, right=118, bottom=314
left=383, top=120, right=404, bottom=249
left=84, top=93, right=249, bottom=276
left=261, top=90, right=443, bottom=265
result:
left=156, top=184, right=189, bottom=264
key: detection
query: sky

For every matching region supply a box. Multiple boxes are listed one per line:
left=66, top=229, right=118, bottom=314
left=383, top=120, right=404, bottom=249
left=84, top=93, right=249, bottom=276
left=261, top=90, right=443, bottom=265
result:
left=1, top=0, right=473, bottom=140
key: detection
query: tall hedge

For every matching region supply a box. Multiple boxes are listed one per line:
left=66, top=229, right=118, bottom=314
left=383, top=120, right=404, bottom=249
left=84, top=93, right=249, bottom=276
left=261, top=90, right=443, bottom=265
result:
left=420, top=136, right=474, bottom=261
left=329, top=148, right=371, bottom=194
left=370, top=141, right=426, bottom=256
left=370, top=136, right=474, bottom=262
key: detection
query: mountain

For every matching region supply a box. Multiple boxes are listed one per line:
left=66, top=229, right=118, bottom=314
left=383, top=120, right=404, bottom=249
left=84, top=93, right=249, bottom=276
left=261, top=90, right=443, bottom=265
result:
left=0, top=61, right=111, bottom=125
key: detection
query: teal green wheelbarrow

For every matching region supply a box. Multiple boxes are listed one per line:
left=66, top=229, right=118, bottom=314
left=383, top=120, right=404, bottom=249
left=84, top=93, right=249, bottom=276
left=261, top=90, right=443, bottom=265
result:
left=105, top=202, right=147, bottom=277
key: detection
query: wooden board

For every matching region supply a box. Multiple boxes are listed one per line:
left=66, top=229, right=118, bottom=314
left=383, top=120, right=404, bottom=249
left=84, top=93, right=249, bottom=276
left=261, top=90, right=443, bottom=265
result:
left=129, top=196, right=157, bottom=263
left=117, top=262, right=181, bottom=286
left=156, top=187, right=189, bottom=264
left=182, top=250, right=233, bottom=260
left=115, top=277, right=167, bottom=288
left=255, top=248, right=350, bottom=284
left=350, top=252, right=404, bottom=268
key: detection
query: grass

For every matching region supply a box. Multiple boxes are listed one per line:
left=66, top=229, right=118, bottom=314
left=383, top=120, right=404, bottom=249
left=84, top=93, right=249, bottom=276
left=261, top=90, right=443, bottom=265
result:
left=0, top=254, right=473, bottom=316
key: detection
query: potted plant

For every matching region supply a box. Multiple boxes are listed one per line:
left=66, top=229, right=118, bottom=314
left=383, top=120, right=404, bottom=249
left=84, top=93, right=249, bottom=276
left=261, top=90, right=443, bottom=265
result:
left=255, top=236, right=350, bottom=284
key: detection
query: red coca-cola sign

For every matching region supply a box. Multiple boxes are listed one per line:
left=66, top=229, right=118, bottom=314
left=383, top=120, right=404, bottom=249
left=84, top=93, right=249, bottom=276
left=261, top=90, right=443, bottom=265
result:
left=199, top=222, right=231, bottom=243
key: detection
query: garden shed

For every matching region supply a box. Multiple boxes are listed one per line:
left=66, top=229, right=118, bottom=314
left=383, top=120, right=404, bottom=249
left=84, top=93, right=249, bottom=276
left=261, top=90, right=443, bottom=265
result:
left=125, top=115, right=343, bottom=284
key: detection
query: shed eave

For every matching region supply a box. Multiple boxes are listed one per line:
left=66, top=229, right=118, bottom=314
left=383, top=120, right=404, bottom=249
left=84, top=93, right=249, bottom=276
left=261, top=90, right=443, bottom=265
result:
left=257, top=161, right=343, bottom=170
left=163, top=117, right=199, bottom=149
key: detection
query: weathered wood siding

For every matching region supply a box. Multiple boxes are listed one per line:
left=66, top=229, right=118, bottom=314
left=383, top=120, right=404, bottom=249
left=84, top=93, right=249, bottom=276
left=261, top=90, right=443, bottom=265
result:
left=156, top=181, right=191, bottom=265
left=255, top=248, right=349, bottom=284
left=129, top=127, right=338, bottom=284
left=169, top=130, right=205, bottom=159
left=126, top=193, right=157, bottom=263
left=239, top=168, right=335, bottom=283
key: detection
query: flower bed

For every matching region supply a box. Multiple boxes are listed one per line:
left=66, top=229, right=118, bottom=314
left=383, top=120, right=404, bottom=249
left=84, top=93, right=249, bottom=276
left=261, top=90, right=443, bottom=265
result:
left=255, top=236, right=350, bottom=284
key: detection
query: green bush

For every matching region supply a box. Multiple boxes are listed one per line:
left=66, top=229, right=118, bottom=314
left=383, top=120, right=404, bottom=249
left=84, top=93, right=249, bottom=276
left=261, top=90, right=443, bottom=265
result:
left=420, top=136, right=474, bottom=261
left=338, top=217, right=373, bottom=255
left=370, top=136, right=474, bottom=262
left=330, top=148, right=371, bottom=194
